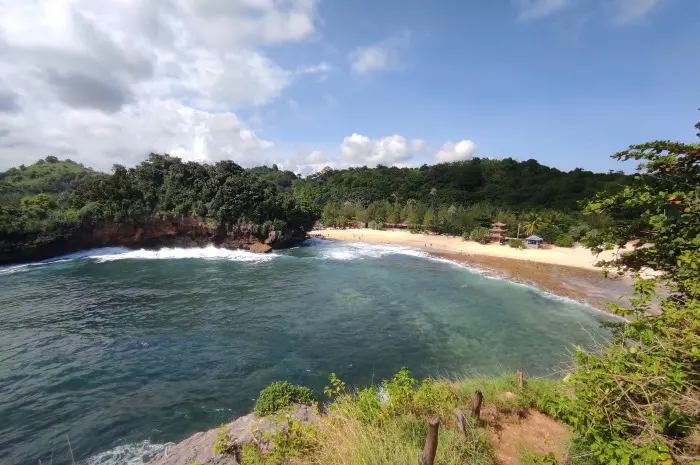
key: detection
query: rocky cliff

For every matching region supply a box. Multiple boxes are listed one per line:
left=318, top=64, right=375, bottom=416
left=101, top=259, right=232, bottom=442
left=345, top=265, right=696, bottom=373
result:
left=0, top=216, right=306, bottom=265
left=148, top=405, right=318, bottom=465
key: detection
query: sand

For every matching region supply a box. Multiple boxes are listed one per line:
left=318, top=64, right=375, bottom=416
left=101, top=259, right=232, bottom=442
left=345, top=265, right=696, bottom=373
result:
left=314, top=228, right=621, bottom=271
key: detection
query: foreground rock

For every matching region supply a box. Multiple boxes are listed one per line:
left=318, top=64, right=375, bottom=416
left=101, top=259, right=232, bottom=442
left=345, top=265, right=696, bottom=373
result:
left=0, top=216, right=305, bottom=264
left=148, top=405, right=318, bottom=465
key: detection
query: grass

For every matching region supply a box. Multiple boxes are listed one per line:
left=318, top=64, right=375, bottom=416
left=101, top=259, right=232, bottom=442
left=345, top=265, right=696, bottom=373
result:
left=237, top=370, right=574, bottom=465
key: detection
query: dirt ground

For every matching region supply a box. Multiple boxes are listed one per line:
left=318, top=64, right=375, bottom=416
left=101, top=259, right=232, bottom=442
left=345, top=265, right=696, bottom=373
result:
left=482, top=405, right=572, bottom=465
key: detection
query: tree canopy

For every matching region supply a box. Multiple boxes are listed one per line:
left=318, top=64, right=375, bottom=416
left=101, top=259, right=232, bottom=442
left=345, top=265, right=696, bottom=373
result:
left=0, top=154, right=317, bottom=241
left=293, top=157, right=629, bottom=212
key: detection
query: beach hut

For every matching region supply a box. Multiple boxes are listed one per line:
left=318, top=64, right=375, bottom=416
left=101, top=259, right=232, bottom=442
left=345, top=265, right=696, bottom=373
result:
left=525, top=235, right=543, bottom=248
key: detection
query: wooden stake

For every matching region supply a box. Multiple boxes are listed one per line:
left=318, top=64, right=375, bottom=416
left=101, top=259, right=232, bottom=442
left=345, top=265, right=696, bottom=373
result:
left=470, top=390, right=483, bottom=420
left=517, top=369, right=524, bottom=389
left=419, top=415, right=440, bottom=465
left=455, top=409, right=468, bottom=438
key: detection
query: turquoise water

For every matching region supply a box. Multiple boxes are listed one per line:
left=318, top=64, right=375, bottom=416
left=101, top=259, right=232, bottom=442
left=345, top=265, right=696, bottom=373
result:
left=0, top=239, right=612, bottom=464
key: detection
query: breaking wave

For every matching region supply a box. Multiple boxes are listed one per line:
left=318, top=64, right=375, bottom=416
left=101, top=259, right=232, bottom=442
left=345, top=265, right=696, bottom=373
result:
left=81, top=440, right=172, bottom=465
left=315, top=241, right=428, bottom=261
left=93, top=246, right=275, bottom=263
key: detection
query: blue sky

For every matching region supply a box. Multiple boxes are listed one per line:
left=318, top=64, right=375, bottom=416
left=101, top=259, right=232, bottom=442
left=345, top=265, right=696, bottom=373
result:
left=0, top=0, right=698, bottom=173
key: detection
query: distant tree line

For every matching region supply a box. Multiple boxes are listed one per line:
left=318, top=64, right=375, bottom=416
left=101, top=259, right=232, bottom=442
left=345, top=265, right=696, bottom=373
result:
left=284, top=158, right=632, bottom=245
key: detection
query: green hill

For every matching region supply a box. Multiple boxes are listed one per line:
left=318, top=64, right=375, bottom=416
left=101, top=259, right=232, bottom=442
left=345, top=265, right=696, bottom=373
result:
left=293, top=158, right=630, bottom=212
left=0, top=156, right=96, bottom=205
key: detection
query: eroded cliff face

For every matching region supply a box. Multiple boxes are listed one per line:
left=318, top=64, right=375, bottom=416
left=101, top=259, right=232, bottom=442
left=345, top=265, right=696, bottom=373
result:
left=0, top=216, right=305, bottom=265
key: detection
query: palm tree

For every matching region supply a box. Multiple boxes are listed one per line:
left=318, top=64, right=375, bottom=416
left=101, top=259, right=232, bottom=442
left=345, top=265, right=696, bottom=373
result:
left=523, top=212, right=542, bottom=236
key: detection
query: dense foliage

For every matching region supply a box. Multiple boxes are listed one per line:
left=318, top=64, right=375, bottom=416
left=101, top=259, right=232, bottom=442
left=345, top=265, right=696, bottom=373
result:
left=564, top=122, right=700, bottom=463
left=254, top=381, right=315, bottom=416
left=0, top=154, right=317, bottom=241
left=0, top=156, right=95, bottom=205
left=293, top=159, right=629, bottom=241
left=294, top=158, right=628, bottom=211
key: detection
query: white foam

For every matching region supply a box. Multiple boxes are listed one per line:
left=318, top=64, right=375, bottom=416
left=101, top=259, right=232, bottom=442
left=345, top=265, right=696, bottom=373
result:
left=318, top=242, right=428, bottom=261
left=82, top=440, right=172, bottom=465
left=0, top=248, right=130, bottom=275
left=93, top=246, right=276, bottom=263
left=0, top=263, right=31, bottom=275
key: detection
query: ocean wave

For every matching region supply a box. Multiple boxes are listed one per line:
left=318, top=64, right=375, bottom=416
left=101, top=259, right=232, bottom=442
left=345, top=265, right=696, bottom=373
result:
left=316, top=242, right=428, bottom=261
left=93, top=246, right=276, bottom=263
left=0, top=248, right=130, bottom=275
left=82, top=440, right=172, bottom=465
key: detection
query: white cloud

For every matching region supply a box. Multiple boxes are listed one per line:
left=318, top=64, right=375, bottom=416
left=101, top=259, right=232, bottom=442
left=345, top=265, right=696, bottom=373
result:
left=614, top=0, right=663, bottom=23
left=295, top=62, right=332, bottom=75
left=0, top=0, right=320, bottom=171
left=176, top=0, right=317, bottom=48
left=435, top=140, right=477, bottom=163
left=409, top=139, right=429, bottom=152
left=340, top=134, right=421, bottom=166
left=283, top=134, right=476, bottom=174
left=305, top=150, right=326, bottom=164
left=515, top=0, right=570, bottom=20
left=349, top=34, right=408, bottom=75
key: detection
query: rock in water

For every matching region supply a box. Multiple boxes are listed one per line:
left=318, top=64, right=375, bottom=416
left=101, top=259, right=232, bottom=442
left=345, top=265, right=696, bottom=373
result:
left=249, top=242, right=272, bottom=254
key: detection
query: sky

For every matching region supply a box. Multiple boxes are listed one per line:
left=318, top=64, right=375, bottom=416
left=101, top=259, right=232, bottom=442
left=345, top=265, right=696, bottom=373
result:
left=0, top=0, right=698, bottom=174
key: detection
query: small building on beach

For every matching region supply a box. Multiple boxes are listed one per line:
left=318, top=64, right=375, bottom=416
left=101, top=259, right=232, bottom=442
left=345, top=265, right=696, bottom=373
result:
left=525, top=235, right=544, bottom=248
left=488, top=222, right=507, bottom=243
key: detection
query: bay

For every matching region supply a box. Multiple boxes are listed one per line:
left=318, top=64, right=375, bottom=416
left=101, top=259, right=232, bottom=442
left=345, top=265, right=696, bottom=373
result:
left=0, top=239, right=612, bottom=464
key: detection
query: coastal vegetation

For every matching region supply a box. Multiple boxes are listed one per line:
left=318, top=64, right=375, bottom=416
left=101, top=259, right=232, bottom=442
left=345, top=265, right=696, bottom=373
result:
left=0, top=154, right=317, bottom=236
left=304, top=159, right=630, bottom=242
left=0, top=154, right=318, bottom=263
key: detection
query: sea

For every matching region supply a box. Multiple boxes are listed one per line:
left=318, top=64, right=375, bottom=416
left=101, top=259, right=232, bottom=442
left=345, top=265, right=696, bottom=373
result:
left=0, top=239, right=614, bottom=464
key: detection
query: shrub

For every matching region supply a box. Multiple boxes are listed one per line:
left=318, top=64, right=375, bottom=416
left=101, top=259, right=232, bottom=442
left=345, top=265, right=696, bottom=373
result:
left=242, top=418, right=319, bottom=464
left=554, top=234, right=574, bottom=247
left=508, top=238, right=526, bottom=249
left=412, top=379, right=458, bottom=417
left=381, top=367, right=417, bottom=415
left=212, top=424, right=234, bottom=455
left=254, top=381, right=315, bottom=416
left=469, top=226, right=490, bottom=243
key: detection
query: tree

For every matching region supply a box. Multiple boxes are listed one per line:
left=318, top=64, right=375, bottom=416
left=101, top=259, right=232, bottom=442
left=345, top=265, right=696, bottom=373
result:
left=584, top=121, right=700, bottom=299
left=522, top=212, right=542, bottom=236
left=422, top=209, right=439, bottom=231
left=469, top=226, right=490, bottom=244
left=568, top=121, right=700, bottom=463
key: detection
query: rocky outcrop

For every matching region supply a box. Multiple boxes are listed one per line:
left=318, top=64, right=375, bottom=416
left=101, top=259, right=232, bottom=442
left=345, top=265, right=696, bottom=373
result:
left=148, top=405, right=318, bottom=465
left=0, top=216, right=306, bottom=265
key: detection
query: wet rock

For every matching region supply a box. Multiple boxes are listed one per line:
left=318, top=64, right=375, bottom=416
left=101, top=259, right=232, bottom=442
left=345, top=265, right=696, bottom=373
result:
left=249, top=242, right=272, bottom=254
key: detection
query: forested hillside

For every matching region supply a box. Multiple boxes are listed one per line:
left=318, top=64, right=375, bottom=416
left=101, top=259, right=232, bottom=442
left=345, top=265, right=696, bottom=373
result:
left=0, top=156, right=95, bottom=205
left=292, top=158, right=628, bottom=210
left=290, top=158, right=631, bottom=243
left=0, top=154, right=317, bottom=263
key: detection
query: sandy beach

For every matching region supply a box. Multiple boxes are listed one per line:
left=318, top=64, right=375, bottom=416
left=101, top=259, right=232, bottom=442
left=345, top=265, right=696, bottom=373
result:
left=315, top=228, right=621, bottom=270
left=314, top=228, right=639, bottom=312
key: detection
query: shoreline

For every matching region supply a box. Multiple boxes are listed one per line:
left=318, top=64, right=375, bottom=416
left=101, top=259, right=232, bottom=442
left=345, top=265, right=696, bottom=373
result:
left=314, top=228, right=636, bottom=313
